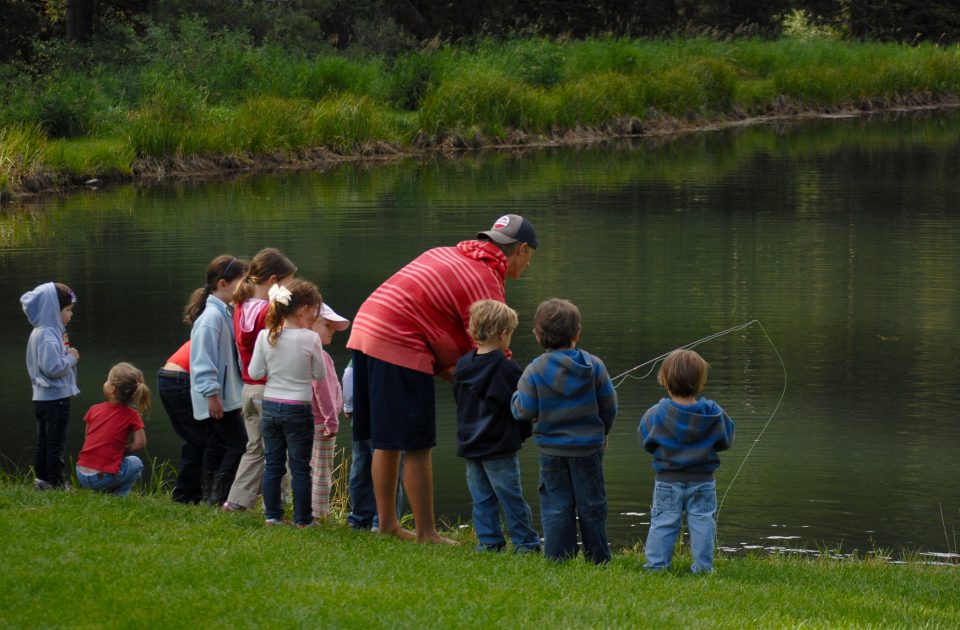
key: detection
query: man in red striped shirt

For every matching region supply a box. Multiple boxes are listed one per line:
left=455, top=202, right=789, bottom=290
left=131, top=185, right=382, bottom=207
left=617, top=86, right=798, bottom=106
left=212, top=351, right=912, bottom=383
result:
left=347, top=214, right=538, bottom=542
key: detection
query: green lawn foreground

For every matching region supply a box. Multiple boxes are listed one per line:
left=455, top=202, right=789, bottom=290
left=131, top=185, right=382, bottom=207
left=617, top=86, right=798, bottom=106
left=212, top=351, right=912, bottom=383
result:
left=0, top=486, right=957, bottom=628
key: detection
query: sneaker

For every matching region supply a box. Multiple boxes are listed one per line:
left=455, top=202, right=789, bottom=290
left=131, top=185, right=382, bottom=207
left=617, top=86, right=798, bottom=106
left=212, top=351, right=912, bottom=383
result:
left=296, top=521, right=317, bottom=529
left=33, top=478, right=53, bottom=491
left=264, top=518, right=285, bottom=526
left=222, top=501, right=246, bottom=512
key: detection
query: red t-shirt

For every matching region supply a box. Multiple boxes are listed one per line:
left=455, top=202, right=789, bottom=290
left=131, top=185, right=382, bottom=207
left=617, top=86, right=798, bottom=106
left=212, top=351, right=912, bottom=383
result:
left=167, top=340, right=190, bottom=371
left=77, top=402, right=145, bottom=474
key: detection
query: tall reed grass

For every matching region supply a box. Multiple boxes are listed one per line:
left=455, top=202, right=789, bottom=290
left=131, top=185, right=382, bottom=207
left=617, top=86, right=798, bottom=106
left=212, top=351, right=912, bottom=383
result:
left=3, top=35, right=960, bottom=196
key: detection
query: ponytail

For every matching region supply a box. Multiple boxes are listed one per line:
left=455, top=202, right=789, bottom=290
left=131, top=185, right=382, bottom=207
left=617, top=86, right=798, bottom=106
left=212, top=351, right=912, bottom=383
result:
left=184, top=254, right=249, bottom=325
left=264, top=279, right=322, bottom=346
left=233, top=248, right=297, bottom=305
left=107, top=362, right=152, bottom=416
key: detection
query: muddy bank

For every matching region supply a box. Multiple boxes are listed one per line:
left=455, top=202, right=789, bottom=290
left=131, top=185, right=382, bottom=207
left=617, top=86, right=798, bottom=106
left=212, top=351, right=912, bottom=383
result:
left=6, top=94, right=959, bottom=205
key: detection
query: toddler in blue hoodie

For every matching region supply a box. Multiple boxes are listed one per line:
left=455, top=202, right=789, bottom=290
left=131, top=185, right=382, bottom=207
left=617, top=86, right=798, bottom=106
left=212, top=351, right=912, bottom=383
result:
left=511, top=298, right=617, bottom=564
left=21, top=282, right=80, bottom=490
left=638, top=349, right=735, bottom=574
left=454, top=300, right=540, bottom=553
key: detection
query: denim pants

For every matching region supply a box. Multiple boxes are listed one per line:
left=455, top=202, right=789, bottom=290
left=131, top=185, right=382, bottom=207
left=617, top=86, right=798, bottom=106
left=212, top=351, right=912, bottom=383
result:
left=158, top=370, right=214, bottom=503
left=347, top=438, right=403, bottom=530
left=644, top=479, right=717, bottom=573
left=538, top=451, right=611, bottom=564
left=466, top=453, right=540, bottom=552
left=76, top=456, right=144, bottom=497
left=261, top=400, right=313, bottom=525
left=34, top=398, right=71, bottom=487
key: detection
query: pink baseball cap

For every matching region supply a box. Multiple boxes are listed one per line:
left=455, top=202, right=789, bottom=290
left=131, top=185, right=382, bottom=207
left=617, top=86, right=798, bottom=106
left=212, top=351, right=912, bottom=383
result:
left=320, top=303, right=350, bottom=331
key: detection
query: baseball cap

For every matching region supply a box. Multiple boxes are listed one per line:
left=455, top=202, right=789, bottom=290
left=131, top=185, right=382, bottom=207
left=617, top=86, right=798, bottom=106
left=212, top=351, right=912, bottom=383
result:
left=477, top=214, right=538, bottom=249
left=320, top=303, right=350, bottom=331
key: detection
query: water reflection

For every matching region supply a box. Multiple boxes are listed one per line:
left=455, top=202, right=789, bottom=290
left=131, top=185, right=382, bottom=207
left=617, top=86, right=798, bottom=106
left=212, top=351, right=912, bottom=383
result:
left=1, top=110, right=960, bottom=554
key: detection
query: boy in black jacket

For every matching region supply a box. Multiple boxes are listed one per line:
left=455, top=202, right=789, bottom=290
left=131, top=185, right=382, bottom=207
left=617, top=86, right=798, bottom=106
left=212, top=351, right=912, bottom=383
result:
left=453, top=300, right=540, bottom=552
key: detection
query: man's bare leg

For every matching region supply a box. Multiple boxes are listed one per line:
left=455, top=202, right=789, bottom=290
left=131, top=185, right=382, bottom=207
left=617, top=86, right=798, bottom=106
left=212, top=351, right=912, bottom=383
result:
left=403, top=448, right=456, bottom=544
left=372, top=448, right=415, bottom=539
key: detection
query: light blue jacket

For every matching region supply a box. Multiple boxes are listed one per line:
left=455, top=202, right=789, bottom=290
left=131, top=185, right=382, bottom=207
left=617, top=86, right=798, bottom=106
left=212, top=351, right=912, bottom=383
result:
left=21, top=282, right=79, bottom=401
left=189, top=294, right=243, bottom=419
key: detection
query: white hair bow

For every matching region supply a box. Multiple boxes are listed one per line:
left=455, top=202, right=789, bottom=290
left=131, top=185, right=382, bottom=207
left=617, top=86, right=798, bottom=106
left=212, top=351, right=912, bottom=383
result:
left=268, top=284, right=292, bottom=306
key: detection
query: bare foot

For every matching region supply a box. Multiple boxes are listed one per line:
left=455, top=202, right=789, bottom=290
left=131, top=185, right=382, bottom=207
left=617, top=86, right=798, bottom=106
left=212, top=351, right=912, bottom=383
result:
left=417, top=532, right=458, bottom=545
left=378, top=524, right=417, bottom=540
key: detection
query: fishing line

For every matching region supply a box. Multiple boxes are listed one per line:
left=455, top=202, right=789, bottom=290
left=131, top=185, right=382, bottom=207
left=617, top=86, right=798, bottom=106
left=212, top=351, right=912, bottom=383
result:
left=611, top=319, right=787, bottom=523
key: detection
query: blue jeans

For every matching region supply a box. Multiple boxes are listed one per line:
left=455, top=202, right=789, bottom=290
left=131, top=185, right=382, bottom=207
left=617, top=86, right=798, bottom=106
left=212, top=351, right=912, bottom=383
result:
left=76, top=456, right=144, bottom=497
left=261, top=400, right=314, bottom=525
left=347, top=438, right=403, bottom=530
left=34, top=398, right=71, bottom=487
left=538, top=451, right=610, bottom=564
left=466, top=454, right=540, bottom=552
left=644, top=479, right=717, bottom=573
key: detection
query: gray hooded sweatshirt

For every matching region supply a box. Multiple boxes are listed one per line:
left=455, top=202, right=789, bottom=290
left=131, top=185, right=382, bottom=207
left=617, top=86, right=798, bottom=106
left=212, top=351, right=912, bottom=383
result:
left=21, top=282, right=79, bottom=401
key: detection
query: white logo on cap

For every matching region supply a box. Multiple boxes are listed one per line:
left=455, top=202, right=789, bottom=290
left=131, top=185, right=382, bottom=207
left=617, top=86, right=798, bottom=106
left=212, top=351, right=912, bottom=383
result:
left=493, top=215, right=510, bottom=229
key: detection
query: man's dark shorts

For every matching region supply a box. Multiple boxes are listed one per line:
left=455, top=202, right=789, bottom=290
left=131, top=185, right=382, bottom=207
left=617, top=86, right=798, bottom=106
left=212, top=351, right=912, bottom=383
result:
left=352, top=350, right=436, bottom=451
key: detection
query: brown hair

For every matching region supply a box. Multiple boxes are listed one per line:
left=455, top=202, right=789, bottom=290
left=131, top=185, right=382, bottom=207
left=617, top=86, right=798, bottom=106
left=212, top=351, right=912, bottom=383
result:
left=468, top=299, right=518, bottom=344
left=233, top=248, right=297, bottom=305
left=533, top=298, right=581, bottom=350
left=658, top=349, right=710, bottom=398
left=265, top=278, right=322, bottom=345
left=54, top=283, right=75, bottom=310
left=183, top=255, right=249, bottom=325
left=107, top=362, right=151, bottom=416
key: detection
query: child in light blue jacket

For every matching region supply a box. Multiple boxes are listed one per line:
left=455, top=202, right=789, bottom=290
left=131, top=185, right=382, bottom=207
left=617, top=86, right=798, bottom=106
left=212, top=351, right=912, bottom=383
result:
left=186, top=254, right=249, bottom=505
left=21, top=282, right=80, bottom=490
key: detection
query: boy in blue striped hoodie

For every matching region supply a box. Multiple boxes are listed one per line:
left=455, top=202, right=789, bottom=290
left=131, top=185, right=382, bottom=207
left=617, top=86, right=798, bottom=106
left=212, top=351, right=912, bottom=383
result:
left=511, top=298, right=617, bottom=564
left=638, top=349, right=735, bottom=573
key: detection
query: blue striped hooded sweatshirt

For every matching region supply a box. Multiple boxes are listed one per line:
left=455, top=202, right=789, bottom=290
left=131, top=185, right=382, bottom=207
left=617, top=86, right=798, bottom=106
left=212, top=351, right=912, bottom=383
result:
left=638, top=397, right=735, bottom=481
left=511, top=348, right=617, bottom=457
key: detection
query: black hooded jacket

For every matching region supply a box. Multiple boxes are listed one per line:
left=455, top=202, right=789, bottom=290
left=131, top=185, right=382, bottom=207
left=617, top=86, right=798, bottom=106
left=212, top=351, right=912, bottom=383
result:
left=453, top=349, right=532, bottom=458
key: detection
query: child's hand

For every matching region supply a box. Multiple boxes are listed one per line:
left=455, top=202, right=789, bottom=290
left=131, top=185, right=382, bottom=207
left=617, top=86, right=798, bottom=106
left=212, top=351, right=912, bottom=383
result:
left=67, top=347, right=80, bottom=360
left=604, top=435, right=610, bottom=451
left=207, top=395, right=224, bottom=419
left=323, top=429, right=337, bottom=439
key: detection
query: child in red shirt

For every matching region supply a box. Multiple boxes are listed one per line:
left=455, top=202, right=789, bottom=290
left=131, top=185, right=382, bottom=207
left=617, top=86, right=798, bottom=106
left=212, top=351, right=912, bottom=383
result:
left=76, top=363, right=150, bottom=497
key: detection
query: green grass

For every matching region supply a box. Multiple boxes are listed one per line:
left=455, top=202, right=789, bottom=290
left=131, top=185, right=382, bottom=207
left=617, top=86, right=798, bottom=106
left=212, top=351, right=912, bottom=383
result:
left=1, top=483, right=958, bottom=628
left=3, top=36, right=960, bottom=197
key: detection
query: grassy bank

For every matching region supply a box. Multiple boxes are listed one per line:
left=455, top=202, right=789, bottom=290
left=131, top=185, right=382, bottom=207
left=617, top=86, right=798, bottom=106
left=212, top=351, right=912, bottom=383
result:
left=1, top=484, right=958, bottom=628
left=2, top=34, right=960, bottom=200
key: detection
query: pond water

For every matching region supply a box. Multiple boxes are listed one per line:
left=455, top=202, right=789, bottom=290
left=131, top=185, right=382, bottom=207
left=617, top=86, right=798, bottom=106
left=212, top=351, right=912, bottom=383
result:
left=2, top=111, right=960, bottom=556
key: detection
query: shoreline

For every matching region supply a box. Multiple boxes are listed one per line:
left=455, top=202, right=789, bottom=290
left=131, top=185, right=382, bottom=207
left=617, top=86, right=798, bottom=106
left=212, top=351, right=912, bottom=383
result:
left=7, top=96, right=959, bottom=205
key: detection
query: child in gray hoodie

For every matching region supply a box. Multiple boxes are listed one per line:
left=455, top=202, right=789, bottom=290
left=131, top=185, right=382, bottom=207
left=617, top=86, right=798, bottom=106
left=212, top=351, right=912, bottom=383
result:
left=21, top=282, right=80, bottom=490
left=638, top=349, right=735, bottom=574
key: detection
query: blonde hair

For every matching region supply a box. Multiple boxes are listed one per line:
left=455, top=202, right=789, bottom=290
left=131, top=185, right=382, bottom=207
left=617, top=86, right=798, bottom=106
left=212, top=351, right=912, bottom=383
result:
left=265, top=278, right=322, bottom=345
left=658, top=349, right=710, bottom=398
left=468, top=299, right=518, bottom=344
left=107, top=362, right=151, bottom=416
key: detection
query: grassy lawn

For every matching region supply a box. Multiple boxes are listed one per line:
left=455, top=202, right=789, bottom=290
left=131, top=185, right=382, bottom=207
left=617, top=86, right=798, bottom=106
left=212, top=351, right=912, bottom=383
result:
left=1, top=484, right=957, bottom=628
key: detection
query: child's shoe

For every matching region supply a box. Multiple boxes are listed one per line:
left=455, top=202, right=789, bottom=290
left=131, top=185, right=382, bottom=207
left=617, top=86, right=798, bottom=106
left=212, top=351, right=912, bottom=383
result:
left=264, top=518, right=286, bottom=526
left=222, top=501, right=246, bottom=512
left=33, top=478, right=53, bottom=491
left=296, top=521, right=317, bottom=529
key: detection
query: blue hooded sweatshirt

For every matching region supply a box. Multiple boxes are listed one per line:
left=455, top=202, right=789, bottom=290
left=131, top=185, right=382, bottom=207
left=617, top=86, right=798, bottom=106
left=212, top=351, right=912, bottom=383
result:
left=638, top=397, right=735, bottom=481
left=21, top=282, right=79, bottom=401
left=511, top=348, right=617, bottom=457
